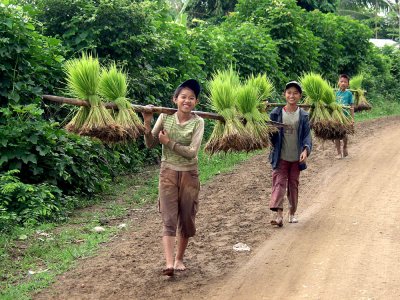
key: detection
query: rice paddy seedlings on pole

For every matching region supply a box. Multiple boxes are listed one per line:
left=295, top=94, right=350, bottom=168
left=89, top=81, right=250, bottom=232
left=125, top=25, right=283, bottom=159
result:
left=204, top=67, right=250, bottom=154
left=64, top=53, right=122, bottom=143
left=236, top=74, right=276, bottom=150
left=350, top=74, right=371, bottom=112
left=98, top=63, right=145, bottom=142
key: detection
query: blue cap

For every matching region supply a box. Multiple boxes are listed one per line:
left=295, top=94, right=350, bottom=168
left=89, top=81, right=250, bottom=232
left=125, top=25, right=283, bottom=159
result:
left=179, top=79, right=201, bottom=98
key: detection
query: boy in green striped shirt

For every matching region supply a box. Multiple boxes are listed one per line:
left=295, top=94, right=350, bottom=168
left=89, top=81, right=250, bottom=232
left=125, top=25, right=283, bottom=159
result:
left=142, top=79, right=204, bottom=277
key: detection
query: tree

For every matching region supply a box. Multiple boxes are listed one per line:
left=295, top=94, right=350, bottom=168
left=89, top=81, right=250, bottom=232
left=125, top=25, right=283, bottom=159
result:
left=0, top=2, right=64, bottom=106
left=338, top=0, right=400, bottom=40
left=185, top=0, right=238, bottom=24
left=296, top=0, right=338, bottom=12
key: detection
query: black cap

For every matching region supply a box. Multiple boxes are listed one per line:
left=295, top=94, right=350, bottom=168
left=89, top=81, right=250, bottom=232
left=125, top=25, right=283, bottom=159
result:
left=285, top=81, right=302, bottom=94
left=178, top=79, right=201, bottom=98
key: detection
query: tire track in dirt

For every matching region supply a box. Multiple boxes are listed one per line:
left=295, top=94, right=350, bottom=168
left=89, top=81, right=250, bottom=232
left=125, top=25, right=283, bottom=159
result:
left=34, top=116, right=400, bottom=300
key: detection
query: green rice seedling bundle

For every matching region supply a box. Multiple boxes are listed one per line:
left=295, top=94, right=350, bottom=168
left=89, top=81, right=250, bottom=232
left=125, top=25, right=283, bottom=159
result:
left=98, top=63, right=145, bottom=142
left=301, top=73, right=352, bottom=140
left=64, top=53, right=122, bottom=142
left=236, top=74, right=276, bottom=150
left=350, top=74, right=371, bottom=112
left=204, top=68, right=251, bottom=154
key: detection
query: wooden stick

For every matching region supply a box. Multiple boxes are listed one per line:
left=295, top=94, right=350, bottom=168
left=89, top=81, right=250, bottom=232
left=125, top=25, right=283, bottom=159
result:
left=42, top=95, right=288, bottom=128
left=265, top=102, right=351, bottom=109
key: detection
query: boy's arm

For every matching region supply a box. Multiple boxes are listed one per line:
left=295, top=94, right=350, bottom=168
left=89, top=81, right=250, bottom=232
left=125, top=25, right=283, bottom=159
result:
left=349, top=92, right=355, bottom=121
left=303, top=114, right=312, bottom=156
left=269, top=110, right=279, bottom=146
left=143, top=114, right=163, bottom=148
left=165, top=118, right=205, bottom=159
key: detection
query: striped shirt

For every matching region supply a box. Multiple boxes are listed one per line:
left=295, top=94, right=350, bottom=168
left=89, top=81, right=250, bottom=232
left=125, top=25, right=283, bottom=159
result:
left=144, top=113, right=204, bottom=171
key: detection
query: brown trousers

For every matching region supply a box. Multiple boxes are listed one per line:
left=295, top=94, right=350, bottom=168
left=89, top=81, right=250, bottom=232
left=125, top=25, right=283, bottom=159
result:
left=158, top=166, right=200, bottom=238
left=269, top=159, right=300, bottom=214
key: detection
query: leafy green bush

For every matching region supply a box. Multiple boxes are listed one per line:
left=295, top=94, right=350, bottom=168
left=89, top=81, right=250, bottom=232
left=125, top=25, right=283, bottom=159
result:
left=0, top=170, right=67, bottom=230
left=304, top=11, right=372, bottom=82
left=0, top=2, right=64, bottom=106
left=192, top=21, right=282, bottom=85
left=0, top=104, right=160, bottom=228
left=35, top=0, right=200, bottom=106
left=0, top=105, right=112, bottom=195
left=234, top=0, right=320, bottom=83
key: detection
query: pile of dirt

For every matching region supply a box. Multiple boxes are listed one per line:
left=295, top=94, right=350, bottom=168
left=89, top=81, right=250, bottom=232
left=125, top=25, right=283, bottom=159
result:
left=34, top=116, right=400, bottom=300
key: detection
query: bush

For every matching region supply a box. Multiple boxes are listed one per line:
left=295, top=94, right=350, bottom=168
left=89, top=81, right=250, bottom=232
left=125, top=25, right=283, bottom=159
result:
left=234, top=0, right=320, bottom=83
left=0, top=2, right=64, bottom=106
left=0, top=170, right=68, bottom=230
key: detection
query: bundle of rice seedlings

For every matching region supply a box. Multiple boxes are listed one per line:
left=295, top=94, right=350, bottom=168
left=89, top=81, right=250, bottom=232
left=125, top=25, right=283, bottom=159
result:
left=64, top=53, right=123, bottom=143
left=235, top=74, right=276, bottom=150
left=98, top=63, right=145, bottom=142
left=247, top=73, right=274, bottom=111
left=350, top=74, right=371, bottom=112
left=204, top=68, right=251, bottom=154
left=301, top=73, right=352, bottom=140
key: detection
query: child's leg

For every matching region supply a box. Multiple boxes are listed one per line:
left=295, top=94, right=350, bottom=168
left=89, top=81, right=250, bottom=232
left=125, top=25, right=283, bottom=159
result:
left=287, top=162, right=300, bottom=215
left=343, top=134, right=348, bottom=157
left=334, top=139, right=342, bottom=158
left=162, top=236, right=175, bottom=269
left=174, top=236, right=189, bottom=270
left=270, top=160, right=290, bottom=218
left=159, top=167, right=179, bottom=271
left=176, top=169, right=200, bottom=270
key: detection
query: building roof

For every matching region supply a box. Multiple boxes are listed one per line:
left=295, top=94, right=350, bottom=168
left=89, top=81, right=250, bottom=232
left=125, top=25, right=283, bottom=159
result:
left=369, top=38, right=399, bottom=48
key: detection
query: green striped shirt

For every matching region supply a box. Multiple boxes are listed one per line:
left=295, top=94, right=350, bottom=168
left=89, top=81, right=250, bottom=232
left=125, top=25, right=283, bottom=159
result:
left=145, top=113, right=204, bottom=171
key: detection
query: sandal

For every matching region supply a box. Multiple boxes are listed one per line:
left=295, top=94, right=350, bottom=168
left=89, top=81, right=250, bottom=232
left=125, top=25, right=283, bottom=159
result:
left=270, top=218, right=283, bottom=227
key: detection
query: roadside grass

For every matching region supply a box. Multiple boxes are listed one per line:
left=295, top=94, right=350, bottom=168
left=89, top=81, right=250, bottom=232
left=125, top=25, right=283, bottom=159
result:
left=0, top=149, right=258, bottom=299
left=355, top=99, right=400, bottom=122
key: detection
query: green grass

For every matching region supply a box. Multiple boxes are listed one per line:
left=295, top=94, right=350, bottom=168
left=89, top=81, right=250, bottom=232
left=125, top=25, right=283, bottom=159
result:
left=355, top=99, right=400, bottom=122
left=0, top=148, right=258, bottom=299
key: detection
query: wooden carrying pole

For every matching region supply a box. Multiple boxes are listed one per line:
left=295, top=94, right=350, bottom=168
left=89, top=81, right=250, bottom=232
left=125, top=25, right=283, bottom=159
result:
left=42, top=95, right=288, bottom=128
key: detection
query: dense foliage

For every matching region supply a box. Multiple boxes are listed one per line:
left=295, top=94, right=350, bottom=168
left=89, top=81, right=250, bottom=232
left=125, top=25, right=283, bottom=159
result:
left=0, top=2, right=64, bottom=106
left=0, top=104, right=159, bottom=230
left=304, top=11, right=373, bottom=81
left=34, top=0, right=205, bottom=106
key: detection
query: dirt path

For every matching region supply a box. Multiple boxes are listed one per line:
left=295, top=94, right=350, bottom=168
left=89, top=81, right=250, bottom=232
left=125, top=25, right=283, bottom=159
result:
left=35, top=116, right=400, bottom=300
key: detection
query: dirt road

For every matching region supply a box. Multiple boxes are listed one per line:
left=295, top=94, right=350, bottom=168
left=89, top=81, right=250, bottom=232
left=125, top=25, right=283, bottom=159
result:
left=207, top=118, right=400, bottom=300
left=35, top=116, right=400, bottom=300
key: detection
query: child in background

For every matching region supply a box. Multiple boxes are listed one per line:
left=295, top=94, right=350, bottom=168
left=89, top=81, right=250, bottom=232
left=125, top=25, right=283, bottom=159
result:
left=269, top=81, right=312, bottom=226
left=142, top=79, right=204, bottom=276
left=334, top=74, right=354, bottom=159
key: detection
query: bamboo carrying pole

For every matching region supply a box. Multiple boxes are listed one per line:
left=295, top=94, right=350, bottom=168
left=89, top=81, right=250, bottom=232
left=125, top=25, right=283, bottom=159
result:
left=42, top=95, right=289, bottom=128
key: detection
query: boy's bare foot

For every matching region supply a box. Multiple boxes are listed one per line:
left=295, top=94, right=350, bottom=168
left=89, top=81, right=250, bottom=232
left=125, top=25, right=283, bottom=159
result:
left=335, top=153, right=343, bottom=159
left=343, top=148, right=348, bottom=157
left=162, top=267, right=174, bottom=276
left=174, top=260, right=186, bottom=271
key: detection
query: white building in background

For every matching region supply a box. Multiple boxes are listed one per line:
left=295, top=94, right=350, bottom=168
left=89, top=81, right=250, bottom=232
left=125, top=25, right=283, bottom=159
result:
left=369, top=38, right=400, bottom=48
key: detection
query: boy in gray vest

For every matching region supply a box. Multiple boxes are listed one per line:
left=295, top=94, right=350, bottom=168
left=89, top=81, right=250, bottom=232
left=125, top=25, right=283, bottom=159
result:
left=269, top=81, right=312, bottom=226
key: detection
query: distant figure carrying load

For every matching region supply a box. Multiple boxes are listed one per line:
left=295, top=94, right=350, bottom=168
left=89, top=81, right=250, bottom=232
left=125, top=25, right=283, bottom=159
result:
left=334, top=74, right=354, bottom=159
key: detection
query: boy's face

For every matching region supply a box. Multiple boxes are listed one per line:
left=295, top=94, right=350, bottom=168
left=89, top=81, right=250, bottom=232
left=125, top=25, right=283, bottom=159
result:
left=173, top=87, right=198, bottom=113
left=338, top=77, right=349, bottom=91
left=284, top=86, right=302, bottom=105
